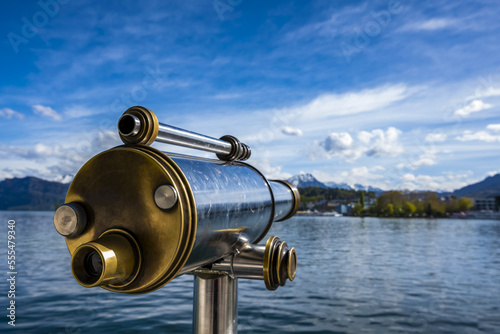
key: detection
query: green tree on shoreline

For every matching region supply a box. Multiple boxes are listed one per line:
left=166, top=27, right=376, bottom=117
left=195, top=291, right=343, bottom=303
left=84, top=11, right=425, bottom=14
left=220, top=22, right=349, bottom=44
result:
left=298, top=187, right=474, bottom=217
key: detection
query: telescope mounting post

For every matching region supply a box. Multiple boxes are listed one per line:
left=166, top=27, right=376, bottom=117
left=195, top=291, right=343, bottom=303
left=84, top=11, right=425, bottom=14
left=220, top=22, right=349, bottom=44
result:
left=193, top=270, right=238, bottom=334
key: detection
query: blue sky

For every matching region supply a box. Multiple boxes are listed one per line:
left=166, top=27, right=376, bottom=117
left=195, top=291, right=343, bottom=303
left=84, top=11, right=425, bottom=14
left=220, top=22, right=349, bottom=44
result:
left=1, top=0, right=499, bottom=191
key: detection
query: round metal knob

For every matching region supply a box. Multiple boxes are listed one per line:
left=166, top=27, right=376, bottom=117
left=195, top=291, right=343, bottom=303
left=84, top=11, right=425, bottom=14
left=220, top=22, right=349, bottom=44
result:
left=154, top=185, right=178, bottom=210
left=53, top=203, right=88, bottom=237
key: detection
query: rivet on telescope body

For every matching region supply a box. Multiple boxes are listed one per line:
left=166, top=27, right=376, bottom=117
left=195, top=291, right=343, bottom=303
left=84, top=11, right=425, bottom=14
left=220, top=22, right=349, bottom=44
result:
left=53, top=203, right=88, bottom=237
left=154, top=185, right=178, bottom=210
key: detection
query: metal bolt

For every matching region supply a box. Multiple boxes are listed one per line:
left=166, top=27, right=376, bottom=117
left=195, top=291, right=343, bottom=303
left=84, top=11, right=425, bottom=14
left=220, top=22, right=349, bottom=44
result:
left=54, top=203, right=88, bottom=237
left=154, top=185, right=178, bottom=210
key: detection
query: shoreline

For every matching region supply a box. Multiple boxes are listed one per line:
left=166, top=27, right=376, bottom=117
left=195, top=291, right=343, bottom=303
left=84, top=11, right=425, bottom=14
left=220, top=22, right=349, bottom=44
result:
left=296, top=211, right=500, bottom=220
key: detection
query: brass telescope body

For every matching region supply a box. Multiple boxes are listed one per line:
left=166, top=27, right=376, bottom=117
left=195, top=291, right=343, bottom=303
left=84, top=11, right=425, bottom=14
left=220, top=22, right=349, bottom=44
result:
left=55, top=106, right=300, bottom=295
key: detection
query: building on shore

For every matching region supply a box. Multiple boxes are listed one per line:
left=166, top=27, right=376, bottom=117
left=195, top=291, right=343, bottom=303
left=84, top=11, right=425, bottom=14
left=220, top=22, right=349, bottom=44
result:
left=473, top=197, right=498, bottom=211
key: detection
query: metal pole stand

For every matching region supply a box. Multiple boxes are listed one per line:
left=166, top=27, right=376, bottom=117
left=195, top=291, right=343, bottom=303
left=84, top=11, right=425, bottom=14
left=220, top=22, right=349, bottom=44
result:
left=191, top=238, right=297, bottom=334
left=193, top=270, right=238, bottom=334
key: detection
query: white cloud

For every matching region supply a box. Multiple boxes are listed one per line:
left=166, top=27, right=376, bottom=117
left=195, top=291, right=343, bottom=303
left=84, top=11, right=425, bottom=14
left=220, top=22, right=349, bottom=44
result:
left=281, top=126, right=303, bottom=136
left=241, top=84, right=413, bottom=154
left=469, top=87, right=500, bottom=100
left=212, top=93, right=243, bottom=100
left=488, top=170, right=500, bottom=177
left=456, top=124, right=500, bottom=143
left=0, top=108, right=24, bottom=120
left=398, top=156, right=437, bottom=171
left=0, top=122, right=183, bottom=182
left=64, top=105, right=100, bottom=118
left=467, top=75, right=500, bottom=100
left=453, top=99, right=492, bottom=117
left=318, top=127, right=403, bottom=161
left=313, top=165, right=388, bottom=190
left=0, top=143, right=83, bottom=163
left=1, top=163, right=74, bottom=184
left=32, top=105, right=62, bottom=121
left=399, top=174, right=443, bottom=191
left=284, top=4, right=367, bottom=41
left=456, top=130, right=500, bottom=143
left=342, top=166, right=386, bottom=179
left=413, top=157, right=436, bottom=168
left=401, top=173, right=415, bottom=182
left=357, top=131, right=374, bottom=144
left=396, top=145, right=440, bottom=171
left=401, top=18, right=457, bottom=32
left=322, top=132, right=353, bottom=151
left=250, top=158, right=291, bottom=179
left=399, top=172, right=475, bottom=192
left=318, top=132, right=361, bottom=161
left=0, top=130, right=121, bottom=181
left=425, top=133, right=447, bottom=142
left=282, top=84, right=409, bottom=120
left=475, top=88, right=500, bottom=99
left=486, top=124, right=500, bottom=132
left=365, top=127, right=403, bottom=157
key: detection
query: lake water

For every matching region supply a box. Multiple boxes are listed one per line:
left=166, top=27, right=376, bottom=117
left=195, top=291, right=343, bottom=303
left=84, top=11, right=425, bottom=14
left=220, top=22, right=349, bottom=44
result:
left=0, top=211, right=499, bottom=333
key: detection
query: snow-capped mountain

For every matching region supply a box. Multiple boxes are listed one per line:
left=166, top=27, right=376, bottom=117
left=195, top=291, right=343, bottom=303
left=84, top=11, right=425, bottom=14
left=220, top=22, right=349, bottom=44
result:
left=288, top=173, right=385, bottom=194
left=287, top=173, right=328, bottom=188
left=324, top=181, right=353, bottom=190
left=352, top=184, right=385, bottom=195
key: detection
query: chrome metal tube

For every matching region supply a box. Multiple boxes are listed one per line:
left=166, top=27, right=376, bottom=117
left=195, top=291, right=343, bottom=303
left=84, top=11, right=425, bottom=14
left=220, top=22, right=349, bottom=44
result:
left=156, top=123, right=233, bottom=155
left=168, top=153, right=300, bottom=273
left=118, top=107, right=251, bottom=160
left=171, top=154, right=274, bottom=272
left=210, top=237, right=297, bottom=290
left=212, top=244, right=266, bottom=280
left=193, top=273, right=238, bottom=334
left=270, top=181, right=295, bottom=221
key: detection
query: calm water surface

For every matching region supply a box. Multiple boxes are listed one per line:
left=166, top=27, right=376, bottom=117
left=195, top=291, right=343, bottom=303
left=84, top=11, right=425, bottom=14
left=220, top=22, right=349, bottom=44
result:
left=0, top=212, right=499, bottom=333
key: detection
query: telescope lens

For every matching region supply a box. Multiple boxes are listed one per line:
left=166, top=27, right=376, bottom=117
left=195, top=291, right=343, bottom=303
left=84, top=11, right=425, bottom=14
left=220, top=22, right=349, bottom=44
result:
left=84, top=251, right=103, bottom=276
left=118, top=114, right=140, bottom=136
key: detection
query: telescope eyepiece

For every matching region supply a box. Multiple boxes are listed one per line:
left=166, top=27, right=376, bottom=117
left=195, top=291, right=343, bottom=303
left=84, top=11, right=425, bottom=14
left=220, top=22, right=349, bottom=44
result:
left=71, top=229, right=141, bottom=289
left=118, top=114, right=141, bottom=137
left=72, top=245, right=105, bottom=287
left=84, top=251, right=103, bottom=277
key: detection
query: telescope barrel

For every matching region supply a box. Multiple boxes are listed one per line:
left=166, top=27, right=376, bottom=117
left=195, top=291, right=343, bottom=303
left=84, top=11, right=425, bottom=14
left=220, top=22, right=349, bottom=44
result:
left=55, top=145, right=299, bottom=293
left=118, top=106, right=250, bottom=161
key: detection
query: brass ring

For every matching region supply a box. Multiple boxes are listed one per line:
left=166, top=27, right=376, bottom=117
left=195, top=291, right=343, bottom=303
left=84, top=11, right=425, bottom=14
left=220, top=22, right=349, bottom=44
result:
left=287, top=247, right=297, bottom=282
left=118, top=106, right=159, bottom=146
left=263, top=236, right=278, bottom=291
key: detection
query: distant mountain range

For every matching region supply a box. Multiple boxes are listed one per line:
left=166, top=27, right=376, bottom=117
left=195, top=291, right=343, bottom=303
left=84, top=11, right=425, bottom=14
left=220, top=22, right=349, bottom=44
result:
left=454, top=174, right=500, bottom=198
left=287, top=172, right=500, bottom=198
left=288, top=173, right=329, bottom=189
left=0, top=177, right=69, bottom=211
left=287, top=173, right=385, bottom=195
left=0, top=173, right=498, bottom=211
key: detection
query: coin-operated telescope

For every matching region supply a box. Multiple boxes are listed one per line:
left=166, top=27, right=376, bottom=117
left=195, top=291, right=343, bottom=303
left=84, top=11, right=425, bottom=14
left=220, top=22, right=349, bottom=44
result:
left=54, top=106, right=300, bottom=334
